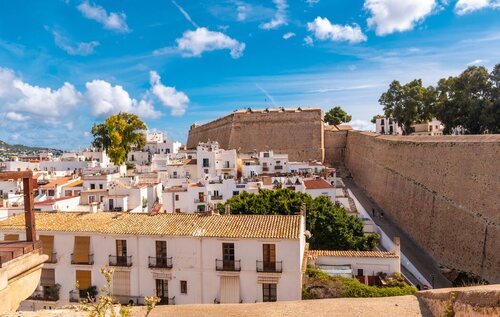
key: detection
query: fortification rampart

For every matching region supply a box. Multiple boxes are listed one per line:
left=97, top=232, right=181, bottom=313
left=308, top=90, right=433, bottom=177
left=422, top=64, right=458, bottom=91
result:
left=187, top=108, right=324, bottom=162
left=344, top=132, right=500, bottom=283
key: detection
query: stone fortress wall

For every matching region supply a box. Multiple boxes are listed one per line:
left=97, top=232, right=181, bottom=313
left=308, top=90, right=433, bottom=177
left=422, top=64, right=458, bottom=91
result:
left=187, top=108, right=324, bottom=162
left=344, top=132, right=500, bottom=283
left=186, top=109, right=499, bottom=283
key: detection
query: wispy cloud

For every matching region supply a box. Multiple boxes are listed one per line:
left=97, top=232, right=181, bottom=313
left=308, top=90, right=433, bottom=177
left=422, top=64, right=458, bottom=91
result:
left=455, top=0, right=500, bottom=15
left=171, top=0, right=199, bottom=28
left=255, top=83, right=277, bottom=106
left=47, top=27, right=99, bottom=56
left=260, top=0, right=288, bottom=30
left=283, top=32, right=296, bottom=40
left=77, top=1, right=130, bottom=33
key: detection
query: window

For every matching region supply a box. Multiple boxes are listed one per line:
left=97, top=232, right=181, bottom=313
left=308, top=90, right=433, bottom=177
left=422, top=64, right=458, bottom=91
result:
left=88, top=195, right=96, bottom=204
left=76, top=270, right=92, bottom=291
left=40, top=235, right=54, bottom=261
left=263, top=152, right=270, bottom=158
left=175, top=208, right=181, bottom=213
left=232, top=191, right=239, bottom=196
left=222, top=243, right=235, bottom=269
left=99, top=184, right=103, bottom=189
left=73, top=236, right=91, bottom=264
left=203, top=158, right=209, bottom=168
left=262, top=284, right=277, bottom=302
left=156, top=241, right=167, bottom=259
left=175, top=194, right=179, bottom=201
left=90, top=184, right=95, bottom=190
left=204, top=169, right=209, bottom=174
left=357, top=269, right=364, bottom=276
left=180, top=280, right=187, bottom=294
left=40, top=268, right=55, bottom=287
left=116, top=240, right=127, bottom=256
left=156, top=279, right=168, bottom=300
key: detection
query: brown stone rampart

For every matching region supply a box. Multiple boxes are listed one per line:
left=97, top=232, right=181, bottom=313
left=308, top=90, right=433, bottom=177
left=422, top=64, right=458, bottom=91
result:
left=324, top=129, right=347, bottom=165
left=187, top=108, right=324, bottom=162
left=344, top=131, right=500, bottom=283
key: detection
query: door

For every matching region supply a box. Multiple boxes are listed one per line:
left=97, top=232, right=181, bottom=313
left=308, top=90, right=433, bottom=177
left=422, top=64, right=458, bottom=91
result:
left=76, top=270, right=92, bottom=296
left=116, top=240, right=127, bottom=265
left=262, top=283, right=277, bottom=302
left=156, top=241, right=167, bottom=266
left=263, top=244, right=276, bottom=271
left=222, top=243, right=235, bottom=270
left=220, top=276, right=240, bottom=304
left=199, top=192, right=204, bottom=203
left=109, top=198, right=114, bottom=211
left=155, top=279, right=168, bottom=304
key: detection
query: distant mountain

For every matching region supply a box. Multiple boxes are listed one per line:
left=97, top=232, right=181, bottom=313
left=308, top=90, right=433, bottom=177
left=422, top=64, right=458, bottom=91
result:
left=0, top=139, right=63, bottom=156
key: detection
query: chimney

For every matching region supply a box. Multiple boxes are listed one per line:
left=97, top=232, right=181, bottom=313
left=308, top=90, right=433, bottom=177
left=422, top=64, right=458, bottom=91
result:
left=392, top=236, right=401, bottom=257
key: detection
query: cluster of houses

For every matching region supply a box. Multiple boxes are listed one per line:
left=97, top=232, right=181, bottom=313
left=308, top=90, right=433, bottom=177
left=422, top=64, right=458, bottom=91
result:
left=0, top=131, right=402, bottom=311
left=375, top=117, right=445, bottom=136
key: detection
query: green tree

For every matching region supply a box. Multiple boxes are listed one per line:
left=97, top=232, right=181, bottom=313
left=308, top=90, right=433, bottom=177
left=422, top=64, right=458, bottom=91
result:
left=370, top=114, right=384, bottom=124
left=91, top=113, right=147, bottom=166
left=435, top=65, right=498, bottom=134
left=324, top=106, right=352, bottom=125
left=379, top=80, right=434, bottom=135
left=222, top=188, right=378, bottom=250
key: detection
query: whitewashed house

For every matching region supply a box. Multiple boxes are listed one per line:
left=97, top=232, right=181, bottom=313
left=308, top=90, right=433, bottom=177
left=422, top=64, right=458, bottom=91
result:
left=0, top=212, right=306, bottom=309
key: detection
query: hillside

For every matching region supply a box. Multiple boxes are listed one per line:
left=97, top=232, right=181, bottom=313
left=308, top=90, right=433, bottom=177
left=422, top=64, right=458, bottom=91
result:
left=0, top=139, right=63, bottom=157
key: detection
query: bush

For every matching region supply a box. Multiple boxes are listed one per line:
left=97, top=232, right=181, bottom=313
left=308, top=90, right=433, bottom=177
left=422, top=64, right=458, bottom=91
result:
left=337, top=277, right=417, bottom=297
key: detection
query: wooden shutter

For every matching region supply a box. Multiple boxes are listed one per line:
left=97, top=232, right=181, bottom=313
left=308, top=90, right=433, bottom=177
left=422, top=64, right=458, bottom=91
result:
left=40, top=235, right=54, bottom=258
left=113, top=271, right=131, bottom=296
left=76, top=270, right=92, bottom=289
left=4, top=234, right=19, bottom=241
left=220, top=276, right=240, bottom=304
left=74, top=236, right=90, bottom=263
left=40, top=268, right=55, bottom=287
left=263, top=244, right=276, bottom=262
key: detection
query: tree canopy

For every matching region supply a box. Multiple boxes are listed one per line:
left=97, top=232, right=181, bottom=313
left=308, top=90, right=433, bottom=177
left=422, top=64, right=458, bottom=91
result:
left=378, top=64, right=499, bottom=135
left=91, top=113, right=147, bottom=166
left=370, top=114, right=384, bottom=124
left=324, top=106, right=352, bottom=125
left=219, top=188, right=379, bottom=251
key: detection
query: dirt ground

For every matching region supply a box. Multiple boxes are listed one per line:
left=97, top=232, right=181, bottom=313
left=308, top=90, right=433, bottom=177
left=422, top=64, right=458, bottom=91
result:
left=5, top=295, right=432, bottom=317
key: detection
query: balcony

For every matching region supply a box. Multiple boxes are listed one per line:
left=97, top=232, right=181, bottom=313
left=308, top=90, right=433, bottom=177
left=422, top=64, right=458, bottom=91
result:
left=211, top=195, right=223, bottom=200
left=275, top=165, right=283, bottom=170
left=148, top=256, right=173, bottom=269
left=71, top=253, right=94, bottom=265
left=215, top=259, right=241, bottom=272
left=109, top=255, right=132, bottom=267
left=256, top=261, right=283, bottom=273
left=45, top=252, right=57, bottom=264
left=69, top=290, right=80, bottom=303
left=28, top=286, right=60, bottom=301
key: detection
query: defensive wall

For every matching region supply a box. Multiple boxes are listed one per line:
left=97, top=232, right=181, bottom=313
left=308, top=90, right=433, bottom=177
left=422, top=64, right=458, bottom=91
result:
left=187, top=108, right=324, bottom=162
left=344, top=132, right=500, bottom=283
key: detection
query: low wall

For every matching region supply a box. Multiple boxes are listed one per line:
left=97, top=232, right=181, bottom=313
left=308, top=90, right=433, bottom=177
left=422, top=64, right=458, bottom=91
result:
left=344, top=132, right=500, bottom=283
left=417, top=284, right=500, bottom=317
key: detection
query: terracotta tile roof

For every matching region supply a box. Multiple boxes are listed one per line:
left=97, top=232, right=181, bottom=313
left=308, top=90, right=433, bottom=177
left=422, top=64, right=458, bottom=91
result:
left=40, top=177, right=74, bottom=189
left=308, top=250, right=399, bottom=259
left=63, top=179, right=84, bottom=187
left=303, top=179, right=334, bottom=189
left=0, top=212, right=302, bottom=239
left=34, top=196, right=77, bottom=206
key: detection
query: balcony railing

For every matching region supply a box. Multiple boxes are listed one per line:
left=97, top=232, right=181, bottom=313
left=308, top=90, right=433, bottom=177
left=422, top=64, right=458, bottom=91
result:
left=71, top=253, right=94, bottom=265
left=28, top=287, right=59, bottom=301
left=109, top=255, right=133, bottom=267
left=275, top=165, right=283, bottom=170
left=194, top=198, right=205, bottom=203
left=148, top=256, right=173, bottom=269
left=211, top=195, right=223, bottom=200
left=45, top=252, right=57, bottom=263
left=215, top=259, right=241, bottom=271
left=157, top=296, right=175, bottom=305
left=256, top=261, right=283, bottom=273
left=114, top=295, right=144, bottom=305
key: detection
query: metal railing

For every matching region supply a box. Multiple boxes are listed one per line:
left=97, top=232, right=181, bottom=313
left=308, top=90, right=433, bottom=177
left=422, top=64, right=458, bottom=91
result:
left=211, top=195, right=223, bottom=200
left=28, top=288, right=59, bottom=301
left=69, top=290, right=80, bottom=303
left=45, top=252, right=57, bottom=263
left=109, top=255, right=133, bottom=267
left=114, top=295, right=143, bottom=305
left=256, top=261, right=283, bottom=273
left=157, top=296, right=175, bottom=305
left=71, top=253, right=94, bottom=265
left=215, top=259, right=241, bottom=271
left=148, top=256, right=173, bottom=269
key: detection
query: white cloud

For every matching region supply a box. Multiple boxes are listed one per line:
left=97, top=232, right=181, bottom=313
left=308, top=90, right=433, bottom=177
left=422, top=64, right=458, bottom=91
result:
left=350, top=119, right=375, bottom=131
left=150, top=71, right=189, bottom=116
left=5, top=112, right=30, bottom=122
left=364, top=0, right=436, bottom=36
left=171, top=0, right=199, bottom=28
left=85, top=80, right=161, bottom=119
left=236, top=1, right=248, bottom=21
left=77, top=1, right=130, bottom=32
left=260, top=0, right=288, bottom=30
left=455, top=0, right=500, bottom=15
left=283, top=32, right=296, bottom=39
left=50, top=29, right=99, bottom=56
left=468, top=59, right=487, bottom=65
left=304, top=36, right=314, bottom=46
left=306, top=0, right=320, bottom=5
left=307, top=17, right=367, bottom=43
left=0, top=67, right=81, bottom=117
left=175, top=27, right=246, bottom=59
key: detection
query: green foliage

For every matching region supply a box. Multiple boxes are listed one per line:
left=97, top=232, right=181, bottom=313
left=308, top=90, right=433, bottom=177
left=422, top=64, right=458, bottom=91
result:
left=224, top=188, right=378, bottom=250
left=379, top=79, right=435, bottom=135
left=43, top=283, right=61, bottom=301
left=337, top=277, right=417, bottom=297
left=370, top=114, right=384, bottom=124
left=443, top=291, right=457, bottom=317
left=324, top=106, right=352, bottom=125
left=305, top=267, right=331, bottom=281
left=379, top=63, right=500, bottom=135
left=91, top=113, right=147, bottom=166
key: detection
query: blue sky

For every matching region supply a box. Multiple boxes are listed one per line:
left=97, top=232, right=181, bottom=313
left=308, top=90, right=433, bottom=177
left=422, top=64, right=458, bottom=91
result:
left=0, top=0, right=499, bottom=149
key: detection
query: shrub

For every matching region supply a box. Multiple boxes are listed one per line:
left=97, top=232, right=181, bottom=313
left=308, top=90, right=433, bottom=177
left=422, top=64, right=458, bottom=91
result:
left=337, top=277, right=417, bottom=297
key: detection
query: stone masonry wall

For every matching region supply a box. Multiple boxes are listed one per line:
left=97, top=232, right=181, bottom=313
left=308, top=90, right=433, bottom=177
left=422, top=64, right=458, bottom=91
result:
left=324, top=130, right=347, bottom=165
left=187, top=109, right=324, bottom=162
left=344, top=132, right=500, bottom=283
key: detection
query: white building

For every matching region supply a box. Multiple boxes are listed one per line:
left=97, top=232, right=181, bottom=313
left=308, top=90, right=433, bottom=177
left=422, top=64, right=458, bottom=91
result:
left=411, top=118, right=444, bottom=136
left=196, top=142, right=237, bottom=180
left=375, top=117, right=402, bottom=135
left=0, top=211, right=306, bottom=309
left=303, top=179, right=336, bottom=202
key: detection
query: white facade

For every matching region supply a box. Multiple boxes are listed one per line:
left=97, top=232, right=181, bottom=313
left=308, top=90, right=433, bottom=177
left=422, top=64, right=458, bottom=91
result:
left=411, top=118, right=444, bottom=136
left=375, top=117, right=402, bottom=135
